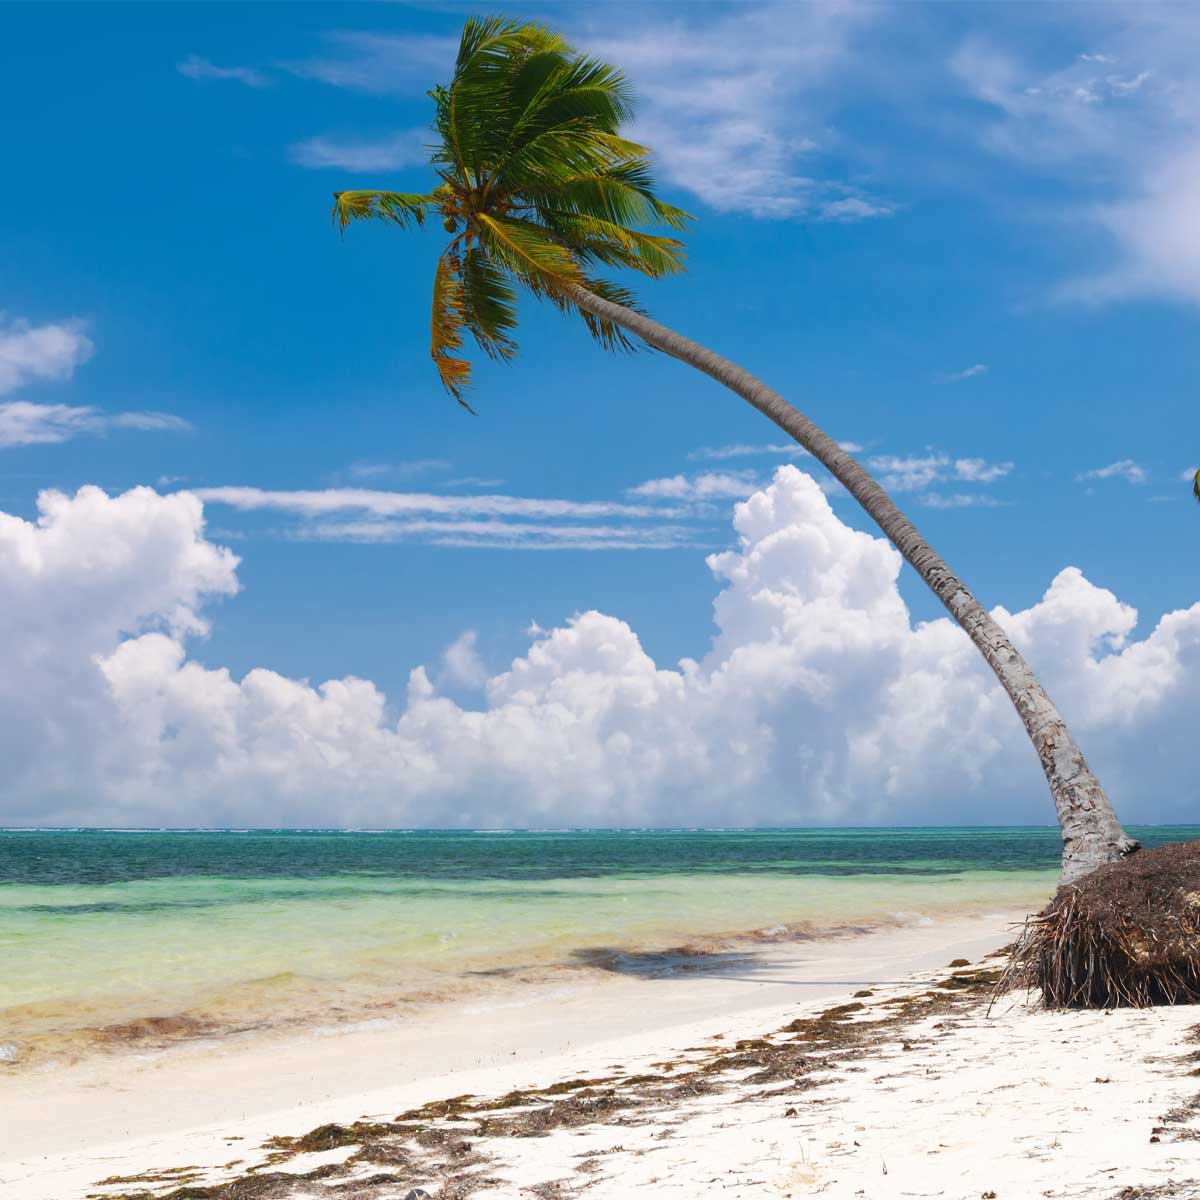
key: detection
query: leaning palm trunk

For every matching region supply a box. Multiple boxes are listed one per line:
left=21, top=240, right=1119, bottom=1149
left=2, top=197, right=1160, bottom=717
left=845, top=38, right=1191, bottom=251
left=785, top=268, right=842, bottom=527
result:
left=567, top=284, right=1137, bottom=884
left=331, top=17, right=1139, bottom=885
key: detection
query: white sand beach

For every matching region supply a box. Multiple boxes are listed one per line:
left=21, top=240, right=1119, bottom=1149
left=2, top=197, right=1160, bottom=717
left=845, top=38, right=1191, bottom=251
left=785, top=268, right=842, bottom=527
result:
left=4, top=908, right=1198, bottom=1200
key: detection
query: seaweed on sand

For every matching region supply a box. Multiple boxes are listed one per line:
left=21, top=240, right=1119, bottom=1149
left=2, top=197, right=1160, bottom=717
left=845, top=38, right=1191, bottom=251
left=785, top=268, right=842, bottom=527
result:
left=89, top=962, right=1008, bottom=1200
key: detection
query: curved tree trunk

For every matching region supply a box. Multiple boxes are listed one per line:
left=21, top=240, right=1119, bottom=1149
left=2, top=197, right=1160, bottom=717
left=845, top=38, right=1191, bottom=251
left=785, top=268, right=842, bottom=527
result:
left=566, top=284, right=1139, bottom=883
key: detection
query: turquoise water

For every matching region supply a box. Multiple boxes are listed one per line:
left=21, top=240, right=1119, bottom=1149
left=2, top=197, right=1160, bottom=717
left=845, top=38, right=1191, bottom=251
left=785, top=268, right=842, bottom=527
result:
left=1, top=827, right=1193, bottom=1067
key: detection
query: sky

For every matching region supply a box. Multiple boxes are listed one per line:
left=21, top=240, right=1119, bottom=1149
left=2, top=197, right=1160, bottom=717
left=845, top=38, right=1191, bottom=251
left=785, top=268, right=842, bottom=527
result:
left=2, top=0, right=1198, bottom=828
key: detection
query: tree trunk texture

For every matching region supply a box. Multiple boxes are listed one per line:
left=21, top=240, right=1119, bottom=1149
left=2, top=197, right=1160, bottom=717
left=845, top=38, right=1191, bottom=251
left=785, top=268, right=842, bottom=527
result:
left=567, top=284, right=1139, bottom=883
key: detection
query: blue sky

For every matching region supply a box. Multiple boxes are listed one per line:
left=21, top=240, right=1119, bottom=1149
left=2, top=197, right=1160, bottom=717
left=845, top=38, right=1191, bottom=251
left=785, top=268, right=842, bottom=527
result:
left=1, top=2, right=1198, bottom=827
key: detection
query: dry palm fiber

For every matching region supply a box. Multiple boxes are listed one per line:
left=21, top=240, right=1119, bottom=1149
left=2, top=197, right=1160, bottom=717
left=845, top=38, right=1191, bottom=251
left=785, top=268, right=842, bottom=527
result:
left=1007, top=841, right=1200, bottom=1008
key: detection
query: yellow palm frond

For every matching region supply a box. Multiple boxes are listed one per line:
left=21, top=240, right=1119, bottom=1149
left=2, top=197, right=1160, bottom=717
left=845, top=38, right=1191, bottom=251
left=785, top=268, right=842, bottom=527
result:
left=431, top=253, right=474, bottom=409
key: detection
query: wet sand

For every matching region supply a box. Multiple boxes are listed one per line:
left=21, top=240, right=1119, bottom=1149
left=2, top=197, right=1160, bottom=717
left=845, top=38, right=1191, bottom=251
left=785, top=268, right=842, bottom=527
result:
left=2, top=910, right=1028, bottom=1198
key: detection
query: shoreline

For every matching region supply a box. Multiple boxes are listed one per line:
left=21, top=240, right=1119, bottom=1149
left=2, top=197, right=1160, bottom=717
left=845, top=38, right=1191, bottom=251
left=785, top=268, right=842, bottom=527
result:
left=1, top=884, right=1053, bottom=1075
left=1, top=909, right=1031, bottom=1198
left=5, top=904, right=1199, bottom=1199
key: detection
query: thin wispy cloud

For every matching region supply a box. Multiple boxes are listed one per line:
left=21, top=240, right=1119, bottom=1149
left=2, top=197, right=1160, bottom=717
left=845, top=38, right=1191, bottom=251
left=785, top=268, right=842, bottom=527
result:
left=1077, top=459, right=1148, bottom=485
left=344, top=459, right=451, bottom=482
left=938, top=363, right=989, bottom=383
left=0, top=316, right=93, bottom=395
left=444, top=476, right=506, bottom=490
left=192, top=486, right=690, bottom=521
left=589, top=5, right=894, bottom=220
left=290, top=130, right=429, bottom=172
left=688, top=440, right=862, bottom=461
left=287, top=13, right=892, bottom=222
left=292, top=518, right=701, bottom=551
left=919, top=493, right=1005, bottom=509
left=950, top=10, right=1200, bottom=305
left=627, top=471, right=760, bottom=501
left=282, top=31, right=457, bottom=94
left=953, top=457, right=1013, bottom=483
left=819, top=197, right=895, bottom=222
left=864, top=451, right=1014, bottom=505
left=177, top=54, right=270, bottom=89
left=0, top=402, right=192, bottom=449
left=192, top=481, right=716, bottom=552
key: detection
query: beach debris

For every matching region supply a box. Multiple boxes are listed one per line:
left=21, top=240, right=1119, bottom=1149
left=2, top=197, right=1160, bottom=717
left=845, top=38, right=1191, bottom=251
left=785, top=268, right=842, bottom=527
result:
left=1004, top=841, right=1200, bottom=1008
left=80, top=964, right=1022, bottom=1200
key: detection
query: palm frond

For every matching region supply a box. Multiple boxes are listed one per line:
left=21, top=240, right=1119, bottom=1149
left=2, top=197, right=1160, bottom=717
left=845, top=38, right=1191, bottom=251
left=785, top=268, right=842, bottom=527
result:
left=332, top=15, right=692, bottom=409
left=568, top=277, right=645, bottom=353
left=475, top=213, right=582, bottom=297
left=501, top=56, right=633, bottom=165
left=332, top=191, right=434, bottom=233
left=1194, top=467, right=1200, bottom=504
left=537, top=211, right=686, bottom=276
left=503, top=126, right=648, bottom=191
left=530, top=162, right=692, bottom=231
left=430, top=252, right=474, bottom=409
left=460, top=248, right=519, bottom=361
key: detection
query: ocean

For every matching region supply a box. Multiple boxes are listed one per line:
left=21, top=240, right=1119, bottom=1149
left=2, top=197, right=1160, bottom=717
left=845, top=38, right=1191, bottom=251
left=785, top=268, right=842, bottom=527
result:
left=2, top=826, right=1192, bottom=1069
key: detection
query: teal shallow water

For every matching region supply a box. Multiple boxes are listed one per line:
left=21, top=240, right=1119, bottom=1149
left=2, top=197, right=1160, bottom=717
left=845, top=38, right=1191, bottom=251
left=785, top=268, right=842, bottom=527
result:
left=1, top=827, right=1193, bottom=1067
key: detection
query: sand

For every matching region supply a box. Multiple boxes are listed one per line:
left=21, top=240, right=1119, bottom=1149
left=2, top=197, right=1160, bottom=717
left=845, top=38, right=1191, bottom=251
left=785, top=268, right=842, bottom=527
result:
left=3, top=907, right=1198, bottom=1199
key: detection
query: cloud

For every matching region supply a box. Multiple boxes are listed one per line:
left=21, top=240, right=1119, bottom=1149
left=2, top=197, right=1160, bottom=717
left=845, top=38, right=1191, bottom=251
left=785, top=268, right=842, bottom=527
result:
left=1077, top=459, right=1148, bottom=485
left=0, top=316, right=189, bottom=448
left=287, top=12, right=891, bottom=222
left=688, top=441, right=863, bottom=461
left=919, top=493, right=1005, bottom=509
left=0, top=402, right=192, bottom=448
left=4, top=468, right=1198, bottom=828
left=290, top=518, right=700, bottom=551
left=938, top=364, right=989, bottom=383
left=949, top=9, right=1200, bottom=304
left=289, top=130, right=429, bottom=171
left=194, top=485, right=699, bottom=550
left=444, top=476, right=506, bottom=490
left=344, top=460, right=450, bottom=481
left=282, top=31, right=457, bottom=94
left=818, top=197, right=894, bottom=221
left=177, top=55, right=269, bottom=88
left=440, top=630, right=487, bottom=689
left=953, top=457, right=1013, bottom=483
left=0, top=317, right=93, bottom=395
left=587, top=5, right=894, bottom=220
left=865, top=453, right=1014, bottom=496
left=626, top=471, right=760, bottom=501
left=193, top=485, right=688, bottom=521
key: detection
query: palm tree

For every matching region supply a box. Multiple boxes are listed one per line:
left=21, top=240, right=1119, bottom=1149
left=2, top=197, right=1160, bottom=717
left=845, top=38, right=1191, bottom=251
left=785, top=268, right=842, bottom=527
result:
left=331, top=16, right=1137, bottom=883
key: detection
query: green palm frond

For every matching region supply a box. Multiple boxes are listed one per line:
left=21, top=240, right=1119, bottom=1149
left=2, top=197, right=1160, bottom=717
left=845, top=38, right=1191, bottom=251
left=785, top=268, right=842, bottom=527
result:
left=537, top=211, right=686, bottom=276
left=332, top=191, right=435, bottom=233
left=475, top=213, right=582, bottom=296
left=331, top=15, right=693, bottom=407
left=460, top=248, right=519, bottom=362
left=1194, top=467, right=1199, bottom=504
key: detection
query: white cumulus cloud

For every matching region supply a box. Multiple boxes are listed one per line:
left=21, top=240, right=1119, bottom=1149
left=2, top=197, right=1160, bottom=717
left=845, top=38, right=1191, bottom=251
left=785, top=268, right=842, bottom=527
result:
left=2, top=468, right=1199, bottom=829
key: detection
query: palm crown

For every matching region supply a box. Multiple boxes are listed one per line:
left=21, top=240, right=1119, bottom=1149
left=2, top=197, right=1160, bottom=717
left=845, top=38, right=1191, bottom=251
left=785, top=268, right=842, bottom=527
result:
left=332, top=16, right=691, bottom=410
